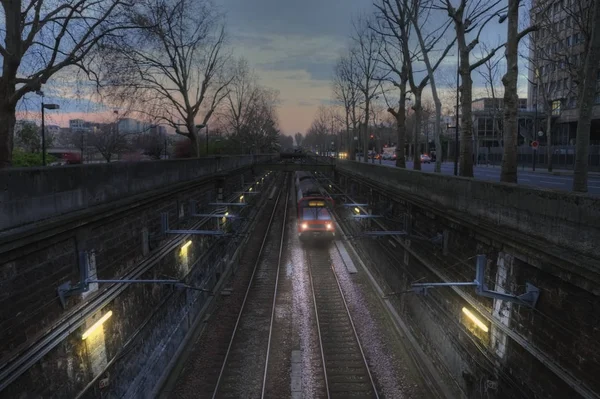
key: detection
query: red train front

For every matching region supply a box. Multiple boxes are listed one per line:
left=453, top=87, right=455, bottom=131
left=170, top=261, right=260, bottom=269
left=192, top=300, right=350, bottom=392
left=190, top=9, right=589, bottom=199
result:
left=295, top=172, right=335, bottom=242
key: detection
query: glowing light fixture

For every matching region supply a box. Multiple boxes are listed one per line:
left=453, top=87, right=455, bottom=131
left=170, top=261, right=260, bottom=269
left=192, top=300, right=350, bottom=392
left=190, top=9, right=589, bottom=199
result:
left=462, top=307, right=489, bottom=332
left=240, top=195, right=244, bottom=201
left=301, top=223, right=308, bottom=230
left=326, top=223, right=332, bottom=230
left=82, top=311, right=113, bottom=340
left=181, top=240, right=192, bottom=250
left=249, top=187, right=253, bottom=192
left=225, top=212, right=229, bottom=216
left=354, top=207, right=360, bottom=214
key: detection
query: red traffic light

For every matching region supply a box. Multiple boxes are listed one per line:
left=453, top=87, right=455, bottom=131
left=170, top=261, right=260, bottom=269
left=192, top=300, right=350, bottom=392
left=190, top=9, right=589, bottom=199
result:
left=531, top=140, right=539, bottom=149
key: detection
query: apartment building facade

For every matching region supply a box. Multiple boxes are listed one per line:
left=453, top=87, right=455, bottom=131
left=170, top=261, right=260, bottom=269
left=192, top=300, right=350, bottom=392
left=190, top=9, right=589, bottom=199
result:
left=527, top=0, right=600, bottom=145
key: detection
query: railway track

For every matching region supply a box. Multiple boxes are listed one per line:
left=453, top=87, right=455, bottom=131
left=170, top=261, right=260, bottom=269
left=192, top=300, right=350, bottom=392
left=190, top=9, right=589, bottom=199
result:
left=306, top=247, right=379, bottom=399
left=211, top=173, right=290, bottom=399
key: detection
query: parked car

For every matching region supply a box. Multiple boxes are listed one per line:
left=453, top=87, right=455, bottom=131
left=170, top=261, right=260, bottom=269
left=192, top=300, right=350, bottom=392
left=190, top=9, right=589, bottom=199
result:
left=420, top=154, right=431, bottom=164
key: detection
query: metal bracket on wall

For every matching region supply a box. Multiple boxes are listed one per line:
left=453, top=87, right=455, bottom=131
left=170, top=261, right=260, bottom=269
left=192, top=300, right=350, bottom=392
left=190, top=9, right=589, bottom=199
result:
left=160, top=213, right=228, bottom=236
left=411, top=254, right=540, bottom=308
left=188, top=200, right=244, bottom=219
left=57, top=252, right=212, bottom=308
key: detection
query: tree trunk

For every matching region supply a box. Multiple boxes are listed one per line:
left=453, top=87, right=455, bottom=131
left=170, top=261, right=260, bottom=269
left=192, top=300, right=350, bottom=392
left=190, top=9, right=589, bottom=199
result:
left=434, top=100, right=442, bottom=172
left=458, top=36, right=474, bottom=177
left=545, top=113, right=553, bottom=172
left=500, top=0, right=520, bottom=183
left=394, top=104, right=407, bottom=168
left=413, top=91, right=422, bottom=170
left=0, top=98, right=17, bottom=168
left=573, top=0, right=600, bottom=192
left=364, top=99, right=370, bottom=163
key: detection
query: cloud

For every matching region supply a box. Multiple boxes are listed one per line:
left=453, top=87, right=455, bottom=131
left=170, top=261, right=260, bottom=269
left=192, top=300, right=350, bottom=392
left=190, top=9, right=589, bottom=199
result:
left=258, top=59, right=334, bottom=81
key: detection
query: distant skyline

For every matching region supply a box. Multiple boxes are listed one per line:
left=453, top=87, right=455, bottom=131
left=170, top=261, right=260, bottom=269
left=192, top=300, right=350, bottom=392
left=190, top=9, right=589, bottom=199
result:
left=16, top=0, right=528, bottom=135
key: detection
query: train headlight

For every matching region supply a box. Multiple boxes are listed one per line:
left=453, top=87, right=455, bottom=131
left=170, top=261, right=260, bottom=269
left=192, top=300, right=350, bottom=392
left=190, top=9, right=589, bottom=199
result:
left=326, top=223, right=332, bottom=230
left=301, top=223, right=308, bottom=230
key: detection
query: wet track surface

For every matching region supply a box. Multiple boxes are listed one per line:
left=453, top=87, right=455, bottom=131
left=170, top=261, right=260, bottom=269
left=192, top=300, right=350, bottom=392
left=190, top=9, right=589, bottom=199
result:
left=307, top=247, right=377, bottom=398
left=164, top=174, right=434, bottom=398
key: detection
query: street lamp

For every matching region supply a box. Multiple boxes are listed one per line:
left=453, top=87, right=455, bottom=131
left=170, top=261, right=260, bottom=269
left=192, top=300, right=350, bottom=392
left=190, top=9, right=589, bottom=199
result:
left=36, top=90, right=59, bottom=166
left=195, top=123, right=208, bottom=155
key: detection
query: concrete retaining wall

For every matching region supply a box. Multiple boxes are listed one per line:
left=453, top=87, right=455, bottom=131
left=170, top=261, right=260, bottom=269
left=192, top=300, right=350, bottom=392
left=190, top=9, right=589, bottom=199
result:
left=335, top=160, right=600, bottom=263
left=0, top=155, right=272, bottom=232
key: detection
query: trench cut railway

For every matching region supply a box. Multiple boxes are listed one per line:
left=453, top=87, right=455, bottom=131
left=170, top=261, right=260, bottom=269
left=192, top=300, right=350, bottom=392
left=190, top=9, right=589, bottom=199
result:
left=2, top=153, right=600, bottom=399
left=307, top=247, right=379, bottom=399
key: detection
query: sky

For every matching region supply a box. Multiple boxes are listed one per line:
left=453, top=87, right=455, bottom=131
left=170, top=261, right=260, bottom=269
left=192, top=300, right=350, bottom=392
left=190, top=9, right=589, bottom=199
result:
left=17, top=0, right=529, bottom=135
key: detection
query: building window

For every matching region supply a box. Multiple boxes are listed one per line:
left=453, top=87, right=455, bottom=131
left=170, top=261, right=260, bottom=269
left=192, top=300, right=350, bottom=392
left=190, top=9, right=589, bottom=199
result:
left=552, top=100, right=561, bottom=116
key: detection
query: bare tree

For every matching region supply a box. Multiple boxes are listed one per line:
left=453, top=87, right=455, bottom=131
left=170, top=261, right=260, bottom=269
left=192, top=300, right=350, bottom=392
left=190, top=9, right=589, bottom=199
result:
left=573, top=0, right=600, bottom=192
left=433, top=0, right=508, bottom=177
left=333, top=55, right=361, bottom=159
left=104, top=0, right=232, bottom=157
left=500, top=0, right=538, bottom=183
left=89, top=124, right=130, bottom=162
left=410, top=0, right=456, bottom=172
left=374, top=0, right=453, bottom=170
left=477, top=45, right=505, bottom=149
left=222, top=58, right=261, bottom=137
left=372, top=5, right=410, bottom=167
left=350, top=15, right=383, bottom=163
left=0, top=0, right=132, bottom=167
left=136, top=130, right=166, bottom=160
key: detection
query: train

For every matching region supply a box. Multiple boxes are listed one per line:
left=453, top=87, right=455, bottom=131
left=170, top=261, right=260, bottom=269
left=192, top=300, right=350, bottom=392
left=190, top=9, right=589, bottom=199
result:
left=295, top=171, right=335, bottom=242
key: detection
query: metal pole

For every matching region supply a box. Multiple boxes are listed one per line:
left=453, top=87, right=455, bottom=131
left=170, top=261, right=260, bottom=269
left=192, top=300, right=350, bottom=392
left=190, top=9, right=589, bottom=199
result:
left=41, top=102, right=46, bottom=166
left=454, top=50, right=460, bottom=176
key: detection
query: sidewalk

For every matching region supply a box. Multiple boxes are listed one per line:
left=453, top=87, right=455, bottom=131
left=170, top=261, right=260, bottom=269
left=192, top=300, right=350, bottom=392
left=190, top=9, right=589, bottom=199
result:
left=476, top=163, right=600, bottom=177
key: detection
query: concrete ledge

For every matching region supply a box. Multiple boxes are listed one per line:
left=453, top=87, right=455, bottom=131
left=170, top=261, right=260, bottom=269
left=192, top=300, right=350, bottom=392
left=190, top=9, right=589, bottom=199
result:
left=0, top=156, right=271, bottom=232
left=335, top=160, right=600, bottom=262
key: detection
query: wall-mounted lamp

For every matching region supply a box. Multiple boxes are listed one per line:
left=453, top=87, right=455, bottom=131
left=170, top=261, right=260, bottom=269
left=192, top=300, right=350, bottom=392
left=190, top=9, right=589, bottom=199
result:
left=462, top=307, right=489, bottom=332
left=82, top=311, right=113, bottom=340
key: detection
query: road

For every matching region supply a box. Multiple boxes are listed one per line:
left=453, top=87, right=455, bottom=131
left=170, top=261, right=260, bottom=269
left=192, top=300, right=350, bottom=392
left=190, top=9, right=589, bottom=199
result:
left=357, top=158, right=600, bottom=196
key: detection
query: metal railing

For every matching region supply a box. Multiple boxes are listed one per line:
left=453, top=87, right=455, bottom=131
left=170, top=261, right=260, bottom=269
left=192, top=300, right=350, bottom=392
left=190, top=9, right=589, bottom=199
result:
left=476, top=145, right=600, bottom=171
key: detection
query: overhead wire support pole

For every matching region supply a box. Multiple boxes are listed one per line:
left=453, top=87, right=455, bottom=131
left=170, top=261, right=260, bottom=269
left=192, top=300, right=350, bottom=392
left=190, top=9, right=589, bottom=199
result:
left=57, top=252, right=213, bottom=307
left=161, top=213, right=228, bottom=236
left=411, top=255, right=540, bottom=308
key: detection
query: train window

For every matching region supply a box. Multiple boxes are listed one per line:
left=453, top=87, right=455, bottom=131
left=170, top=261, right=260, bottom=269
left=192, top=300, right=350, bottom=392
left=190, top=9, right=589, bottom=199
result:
left=302, top=208, right=331, bottom=220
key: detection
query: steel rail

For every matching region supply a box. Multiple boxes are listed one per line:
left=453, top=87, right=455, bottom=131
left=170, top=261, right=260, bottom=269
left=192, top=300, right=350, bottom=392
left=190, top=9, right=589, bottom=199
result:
left=260, top=174, right=290, bottom=398
left=211, top=174, right=289, bottom=399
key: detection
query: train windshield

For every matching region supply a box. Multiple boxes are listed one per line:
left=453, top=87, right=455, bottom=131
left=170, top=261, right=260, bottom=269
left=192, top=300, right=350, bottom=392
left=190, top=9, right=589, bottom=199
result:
left=302, top=207, right=331, bottom=220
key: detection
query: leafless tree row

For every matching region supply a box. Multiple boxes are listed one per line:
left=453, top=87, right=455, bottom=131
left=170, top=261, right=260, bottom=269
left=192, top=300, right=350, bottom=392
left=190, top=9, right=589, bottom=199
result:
left=322, top=0, right=600, bottom=191
left=0, top=0, right=283, bottom=166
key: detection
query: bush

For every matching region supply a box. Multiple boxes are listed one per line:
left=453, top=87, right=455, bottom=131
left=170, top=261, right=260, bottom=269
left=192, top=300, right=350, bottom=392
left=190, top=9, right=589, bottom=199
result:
left=12, top=149, right=56, bottom=167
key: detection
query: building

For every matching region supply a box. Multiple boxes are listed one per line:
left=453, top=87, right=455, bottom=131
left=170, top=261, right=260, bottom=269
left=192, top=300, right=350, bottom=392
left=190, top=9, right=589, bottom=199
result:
left=527, top=0, right=600, bottom=145
left=472, top=98, right=530, bottom=148
left=69, top=119, right=90, bottom=132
